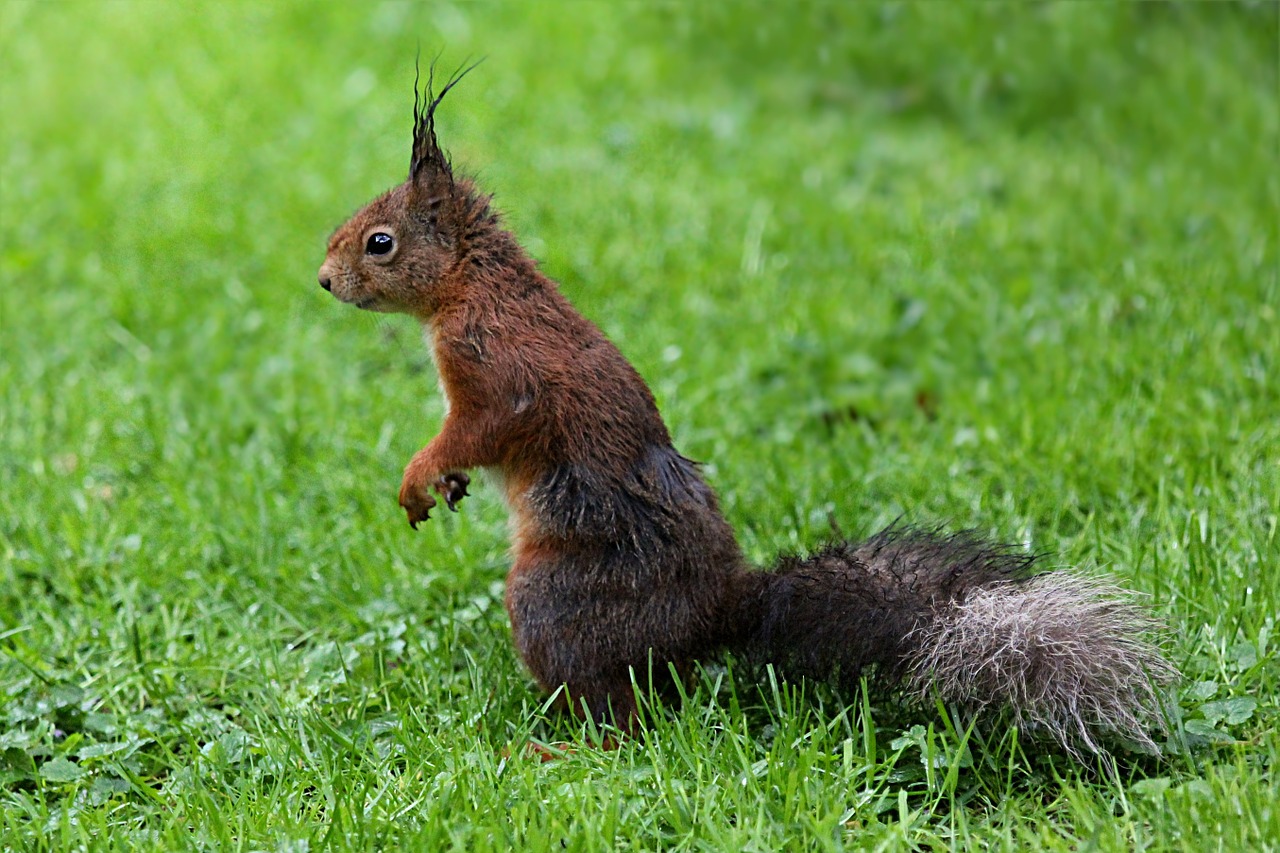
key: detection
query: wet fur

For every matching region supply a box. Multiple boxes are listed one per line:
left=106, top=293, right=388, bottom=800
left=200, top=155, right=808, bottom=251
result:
left=318, top=68, right=1176, bottom=753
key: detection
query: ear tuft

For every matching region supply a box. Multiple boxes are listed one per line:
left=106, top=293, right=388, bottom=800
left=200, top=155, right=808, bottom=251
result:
left=409, top=55, right=483, bottom=184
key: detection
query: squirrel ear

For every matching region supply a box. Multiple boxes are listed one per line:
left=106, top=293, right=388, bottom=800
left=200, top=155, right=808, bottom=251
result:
left=407, top=190, right=456, bottom=249
left=408, top=56, right=482, bottom=185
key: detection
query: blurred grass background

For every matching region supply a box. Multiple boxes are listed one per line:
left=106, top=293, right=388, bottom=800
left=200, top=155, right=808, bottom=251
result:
left=2, top=2, right=1277, bottom=849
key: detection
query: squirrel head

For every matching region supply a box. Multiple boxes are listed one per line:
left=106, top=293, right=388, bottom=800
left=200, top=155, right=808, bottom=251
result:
left=318, top=61, right=484, bottom=318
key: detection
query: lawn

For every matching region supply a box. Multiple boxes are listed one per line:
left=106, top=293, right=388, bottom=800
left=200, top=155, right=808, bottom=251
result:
left=2, top=2, right=1277, bottom=850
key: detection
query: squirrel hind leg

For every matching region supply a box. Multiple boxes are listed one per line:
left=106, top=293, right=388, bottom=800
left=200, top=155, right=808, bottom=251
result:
left=558, top=677, right=641, bottom=737
left=561, top=659, right=694, bottom=738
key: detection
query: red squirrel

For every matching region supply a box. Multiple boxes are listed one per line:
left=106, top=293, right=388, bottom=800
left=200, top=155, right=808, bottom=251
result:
left=317, top=66, right=1176, bottom=754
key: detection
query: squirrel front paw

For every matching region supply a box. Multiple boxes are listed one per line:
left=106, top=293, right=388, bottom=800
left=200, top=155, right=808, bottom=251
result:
left=434, top=472, right=470, bottom=512
left=399, top=470, right=470, bottom=528
left=398, top=474, right=439, bottom=529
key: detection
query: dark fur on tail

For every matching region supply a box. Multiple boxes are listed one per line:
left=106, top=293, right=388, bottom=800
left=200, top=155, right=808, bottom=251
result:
left=728, top=526, right=1176, bottom=753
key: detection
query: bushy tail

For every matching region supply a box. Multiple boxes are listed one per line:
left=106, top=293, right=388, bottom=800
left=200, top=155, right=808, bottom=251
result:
left=726, top=526, right=1177, bottom=754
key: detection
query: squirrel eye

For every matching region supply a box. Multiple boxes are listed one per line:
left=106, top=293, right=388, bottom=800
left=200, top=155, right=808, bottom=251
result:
left=366, top=232, right=395, bottom=255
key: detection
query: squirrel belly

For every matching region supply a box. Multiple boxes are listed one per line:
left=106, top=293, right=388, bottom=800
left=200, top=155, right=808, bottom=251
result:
left=318, top=65, right=1178, bottom=755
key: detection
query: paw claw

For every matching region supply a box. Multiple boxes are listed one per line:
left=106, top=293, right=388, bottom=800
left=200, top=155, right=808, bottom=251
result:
left=436, top=472, right=471, bottom=512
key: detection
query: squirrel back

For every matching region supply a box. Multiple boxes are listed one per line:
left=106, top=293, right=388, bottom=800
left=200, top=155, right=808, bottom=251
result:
left=318, top=66, right=1176, bottom=755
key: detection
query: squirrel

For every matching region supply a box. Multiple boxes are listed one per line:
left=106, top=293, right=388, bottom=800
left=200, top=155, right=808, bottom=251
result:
left=317, top=65, right=1177, bottom=755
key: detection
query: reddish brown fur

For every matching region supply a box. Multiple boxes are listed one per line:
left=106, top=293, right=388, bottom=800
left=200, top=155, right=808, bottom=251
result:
left=317, top=75, right=1175, bottom=752
left=318, top=79, right=744, bottom=727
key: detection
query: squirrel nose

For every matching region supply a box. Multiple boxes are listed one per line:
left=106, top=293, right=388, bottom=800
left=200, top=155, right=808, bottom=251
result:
left=317, top=262, right=333, bottom=291
left=319, top=275, right=332, bottom=292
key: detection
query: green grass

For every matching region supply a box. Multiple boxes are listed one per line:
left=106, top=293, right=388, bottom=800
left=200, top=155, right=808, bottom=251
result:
left=2, top=1, right=1277, bottom=849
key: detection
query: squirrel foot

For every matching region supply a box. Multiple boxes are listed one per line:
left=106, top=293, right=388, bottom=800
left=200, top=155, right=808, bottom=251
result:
left=507, top=735, right=622, bottom=763
left=399, top=476, right=439, bottom=530
left=434, top=472, right=470, bottom=512
left=400, top=471, right=469, bottom=528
